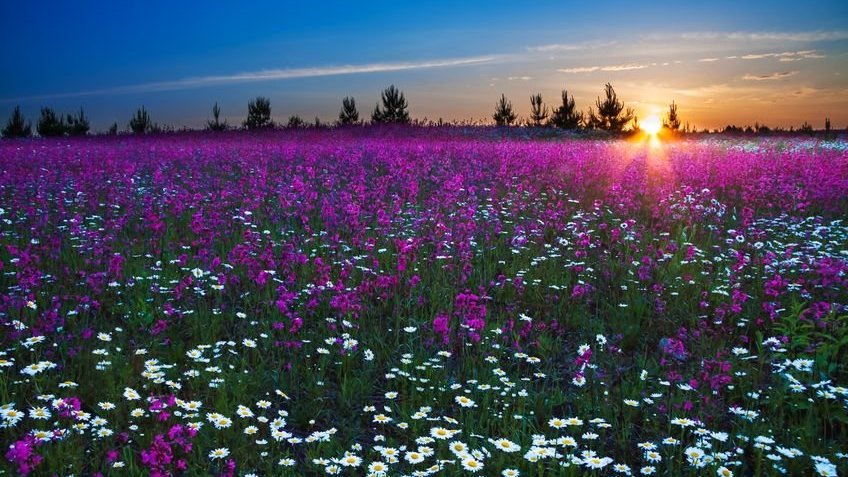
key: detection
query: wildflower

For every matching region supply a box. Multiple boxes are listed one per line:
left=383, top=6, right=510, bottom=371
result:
left=209, top=448, right=230, bottom=460
left=461, top=457, right=484, bottom=472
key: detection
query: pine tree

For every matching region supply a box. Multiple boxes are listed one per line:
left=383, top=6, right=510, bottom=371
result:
left=371, top=85, right=410, bottom=124
left=2, top=106, right=32, bottom=138
left=529, top=93, right=548, bottom=127
left=66, top=108, right=90, bottom=136
left=37, top=107, right=66, bottom=137
left=663, top=101, right=681, bottom=131
left=243, top=97, right=273, bottom=130
left=129, top=106, right=153, bottom=134
left=206, top=102, right=228, bottom=131
left=492, top=94, right=517, bottom=126
left=286, top=115, right=306, bottom=128
left=550, top=89, right=582, bottom=129
left=586, top=83, right=634, bottom=132
left=338, top=96, right=360, bottom=125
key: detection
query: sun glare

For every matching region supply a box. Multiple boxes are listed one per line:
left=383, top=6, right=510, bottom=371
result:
left=642, top=115, right=662, bottom=136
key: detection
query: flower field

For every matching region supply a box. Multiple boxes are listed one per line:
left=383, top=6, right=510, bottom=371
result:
left=1, top=130, right=847, bottom=476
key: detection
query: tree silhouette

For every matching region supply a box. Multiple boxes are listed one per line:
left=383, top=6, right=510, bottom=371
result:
left=529, top=93, right=548, bottom=127
left=206, top=102, right=228, bottom=131
left=66, top=108, right=90, bottom=136
left=586, top=83, right=634, bottom=132
left=2, top=106, right=32, bottom=138
left=286, top=115, right=306, bottom=128
left=129, top=106, right=153, bottom=134
left=550, top=89, right=582, bottom=129
left=243, top=97, right=273, bottom=130
left=663, top=101, right=681, bottom=131
left=338, top=96, right=360, bottom=125
left=371, top=85, right=410, bottom=124
left=37, top=107, right=66, bottom=137
left=492, top=94, right=517, bottom=126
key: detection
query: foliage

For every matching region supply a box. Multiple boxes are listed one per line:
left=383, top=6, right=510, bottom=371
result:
left=243, top=97, right=273, bottom=130
left=586, top=83, right=634, bottom=132
left=664, top=100, right=681, bottom=131
left=128, top=106, right=153, bottom=134
left=206, top=102, right=228, bottom=132
left=286, top=115, right=306, bottom=128
left=492, top=94, right=517, bottom=126
left=65, top=108, right=90, bottom=136
left=549, top=89, right=582, bottom=129
left=0, top=130, right=846, bottom=477
left=528, top=93, right=548, bottom=127
left=371, top=85, right=410, bottom=124
left=338, top=96, right=360, bottom=125
left=36, top=108, right=66, bottom=137
left=2, top=105, right=32, bottom=138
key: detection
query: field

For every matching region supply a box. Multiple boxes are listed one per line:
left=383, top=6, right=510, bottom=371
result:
left=1, top=130, right=847, bottom=476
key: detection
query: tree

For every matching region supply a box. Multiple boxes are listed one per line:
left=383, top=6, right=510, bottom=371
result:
left=66, top=108, right=90, bottom=136
left=550, top=89, right=582, bottom=129
left=107, top=122, right=119, bottom=135
left=286, top=115, right=306, bottom=128
left=371, top=85, right=410, bottom=124
left=586, top=83, right=634, bottom=132
left=492, top=94, right=517, bottom=126
left=529, top=93, right=548, bottom=127
left=799, top=121, right=814, bottom=135
left=825, top=117, right=832, bottom=136
left=243, top=97, right=273, bottom=130
left=2, top=106, right=32, bottom=138
left=37, top=107, right=66, bottom=137
left=206, top=102, right=228, bottom=131
left=338, top=96, right=359, bottom=125
left=129, top=106, right=153, bottom=134
left=663, top=101, right=681, bottom=132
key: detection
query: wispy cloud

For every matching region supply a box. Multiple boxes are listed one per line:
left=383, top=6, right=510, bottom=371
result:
left=698, top=58, right=720, bottom=62
left=658, top=30, right=848, bottom=42
left=740, top=50, right=825, bottom=60
left=507, top=76, right=533, bottom=81
left=1, top=55, right=501, bottom=102
left=742, top=71, right=799, bottom=81
left=527, top=41, right=616, bottom=52
left=558, top=63, right=650, bottom=74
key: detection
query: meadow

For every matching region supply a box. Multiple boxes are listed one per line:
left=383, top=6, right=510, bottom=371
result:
left=1, top=130, right=846, bottom=476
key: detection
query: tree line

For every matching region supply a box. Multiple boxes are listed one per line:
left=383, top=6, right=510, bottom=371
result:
left=1, top=83, right=840, bottom=138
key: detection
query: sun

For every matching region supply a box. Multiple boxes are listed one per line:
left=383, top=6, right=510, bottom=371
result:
left=641, top=115, right=662, bottom=136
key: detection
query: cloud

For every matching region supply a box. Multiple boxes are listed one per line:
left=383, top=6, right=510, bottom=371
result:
left=740, top=50, right=825, bottom=60
left=699, top=58, right=720, bottom=62
left=1, top=55, right=502, bottom=102
left=742, top=71, right=799, bottom=81
left=667, top=30, right=848, bottom=42
left=527, top=41, right=616, bottom=52
left=558, top=63, right=650, bottom=74
left=507, top=76, right=533, bottom=81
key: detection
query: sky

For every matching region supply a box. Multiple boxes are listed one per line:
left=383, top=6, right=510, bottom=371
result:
left=1, top=1, right=847, bottom=132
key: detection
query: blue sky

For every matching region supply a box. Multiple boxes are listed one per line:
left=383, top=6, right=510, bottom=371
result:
left=2, top=1, right=847, bottom=130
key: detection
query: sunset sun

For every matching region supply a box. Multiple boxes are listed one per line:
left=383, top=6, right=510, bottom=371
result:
left=642, top=115, right=662, bottom=136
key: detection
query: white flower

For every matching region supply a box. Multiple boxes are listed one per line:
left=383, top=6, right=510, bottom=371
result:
left=208, top=447, right=229, bottom=460
left=123, top=388, right=141, bottom=401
